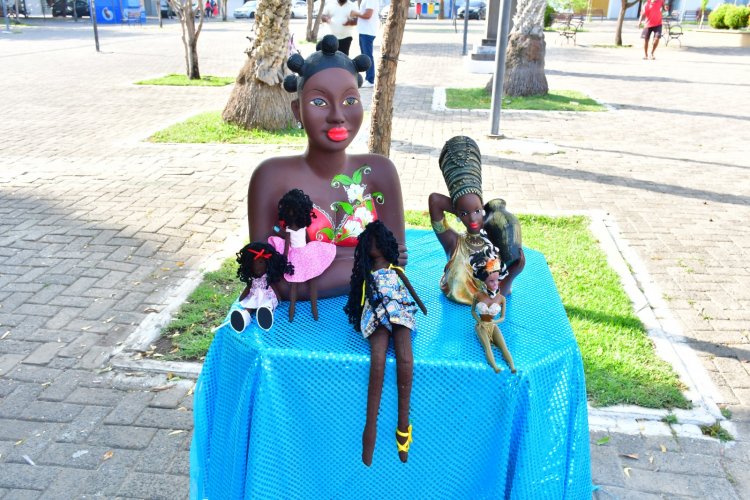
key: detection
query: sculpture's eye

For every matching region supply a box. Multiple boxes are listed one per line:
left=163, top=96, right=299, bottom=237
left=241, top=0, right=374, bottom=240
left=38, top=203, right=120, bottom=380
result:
left=343, top=96, right=359, bottom=106
left=310, top=97, right=327, bottom=107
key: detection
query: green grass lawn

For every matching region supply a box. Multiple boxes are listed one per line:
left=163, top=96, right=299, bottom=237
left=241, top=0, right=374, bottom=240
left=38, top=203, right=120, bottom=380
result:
left=160, top=211, right=688, bottom=409
left=445, top=89, right=606, bottom=111
left=135, top=74, right=234, bottom=86
left=148, top=111, right=308, bottom=144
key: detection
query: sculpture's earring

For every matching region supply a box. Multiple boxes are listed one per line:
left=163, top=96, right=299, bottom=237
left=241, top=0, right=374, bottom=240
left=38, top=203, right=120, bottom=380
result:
left=297, top=121, right=303, bottom=129
left=482, top=209, right=486, bottom=216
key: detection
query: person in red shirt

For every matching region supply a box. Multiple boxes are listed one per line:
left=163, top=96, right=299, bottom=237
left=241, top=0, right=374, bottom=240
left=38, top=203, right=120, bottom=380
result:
left=639, top=0, right=666, bottom=59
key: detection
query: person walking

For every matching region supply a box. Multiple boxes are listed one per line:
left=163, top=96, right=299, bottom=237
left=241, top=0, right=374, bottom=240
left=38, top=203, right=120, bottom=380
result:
left=322, top=0, right=359, bottom=56
left=639, top=0, right=665, bottom=60
left=351, top=0, right=380, bottom=87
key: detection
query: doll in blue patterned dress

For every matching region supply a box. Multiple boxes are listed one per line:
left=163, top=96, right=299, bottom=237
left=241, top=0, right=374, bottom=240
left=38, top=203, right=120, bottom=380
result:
left=344, top=221, right=427, bottom=466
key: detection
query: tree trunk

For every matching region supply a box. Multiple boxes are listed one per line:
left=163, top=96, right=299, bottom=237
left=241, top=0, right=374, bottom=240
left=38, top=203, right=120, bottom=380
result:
left=438, top=0, right=444, bottom=19
left=223, top=0, right=294, bottom=130
left=368, top=0, right=408, bottom=156
left=615, top=1, right=626, bottom=45
left=306, top=0, right=325, bottom=42
left=221, top=0, right=227, bottom=20
left=172, top=0, right=204, bottom=79
left=503, top=33, right=547, bottom=96
left=615, top=0, right=638, bottom=46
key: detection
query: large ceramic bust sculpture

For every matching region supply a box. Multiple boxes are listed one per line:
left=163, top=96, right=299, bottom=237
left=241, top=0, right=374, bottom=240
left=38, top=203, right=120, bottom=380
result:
left=247, top=35, right=407, bottom=299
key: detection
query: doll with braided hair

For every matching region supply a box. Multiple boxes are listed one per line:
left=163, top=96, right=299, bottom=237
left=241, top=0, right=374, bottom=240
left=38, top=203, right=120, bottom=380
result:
left=344, top=221, right=427, bottom=466
left=231, top=242, right=294, bottom=332
left=248, top=34, right=408, bottom=301
left=268, top=188, right=336, bottom=321
left=428, top=136, right=525, bottom=302
left=469, top=251, right=516, bottom=374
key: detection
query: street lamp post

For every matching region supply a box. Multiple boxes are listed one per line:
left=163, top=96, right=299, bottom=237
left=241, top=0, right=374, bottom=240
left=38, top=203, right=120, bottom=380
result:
left=488, top=0, right=512, bottom=137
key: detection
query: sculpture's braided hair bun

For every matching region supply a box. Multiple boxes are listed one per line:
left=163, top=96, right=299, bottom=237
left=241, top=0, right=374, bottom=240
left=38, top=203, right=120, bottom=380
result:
left=284, top=34, right=372, bottom=93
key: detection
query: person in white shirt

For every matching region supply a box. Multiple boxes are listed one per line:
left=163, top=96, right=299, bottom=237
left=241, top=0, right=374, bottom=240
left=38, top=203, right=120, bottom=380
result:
left=350, top=0, right=380, bottom=87
left=321, top=0, right=359, bottom=55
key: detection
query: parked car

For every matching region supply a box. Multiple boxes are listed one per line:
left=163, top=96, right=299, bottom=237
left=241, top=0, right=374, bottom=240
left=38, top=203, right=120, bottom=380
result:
left=160, top=0, right=175, bottom=18
left=51, top=0, right=90, bottom=17
left=456, top=0, right=486, bottom=20
left=379, top=1, right=417, bottom=20
left=290, top=0, right=307, bottom=18
left=233, top=0, right=256, bottom=18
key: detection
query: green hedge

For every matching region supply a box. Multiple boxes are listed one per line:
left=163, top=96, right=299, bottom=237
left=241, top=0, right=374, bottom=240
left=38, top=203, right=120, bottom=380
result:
left=709, top=3, right=749, bottom=29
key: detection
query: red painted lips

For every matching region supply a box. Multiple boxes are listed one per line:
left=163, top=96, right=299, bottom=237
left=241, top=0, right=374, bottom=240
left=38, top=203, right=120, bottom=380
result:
left=327, top=127, right=349, bottom=142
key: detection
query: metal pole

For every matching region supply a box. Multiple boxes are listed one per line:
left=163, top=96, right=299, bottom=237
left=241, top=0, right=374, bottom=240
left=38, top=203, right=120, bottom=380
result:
left=461, top=0, right=469, bottom=55
left=488, top=0, right=511, bottom=137
left=3, top=0, right=10, bottom=31
left=90, top=0, right=100, bottom=51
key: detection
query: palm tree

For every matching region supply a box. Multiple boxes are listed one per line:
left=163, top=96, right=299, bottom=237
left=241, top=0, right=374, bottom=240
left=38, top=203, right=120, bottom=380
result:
left=222, top=0, right=295, bottom=130
left=503, top=0, right=548, bottom=96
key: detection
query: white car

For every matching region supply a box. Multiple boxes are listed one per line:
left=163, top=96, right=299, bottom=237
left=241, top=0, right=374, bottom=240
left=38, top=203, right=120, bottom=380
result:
left=233, top=0, right=257, bottom=18
left=291, top=1, right=307, bottom=18
left=379, top=2, right=419, bottom=20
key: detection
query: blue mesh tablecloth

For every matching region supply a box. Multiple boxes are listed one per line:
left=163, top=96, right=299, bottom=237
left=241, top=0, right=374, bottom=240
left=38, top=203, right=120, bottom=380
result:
left=191, top=229, right=591, bottom=499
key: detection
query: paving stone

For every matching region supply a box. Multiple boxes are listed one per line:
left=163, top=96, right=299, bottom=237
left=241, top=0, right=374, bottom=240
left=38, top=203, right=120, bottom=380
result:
left=56, top=405, right=113, bottom=444
left=133, top=428, right=189, bottom=473
left=0, top=384, right=44, bottom=419
left=21, top=401, right=83, bottom=423
left=116, top=471, right=189, bottom=500
left=65, top=387, right=122, bottom=407
left=0, top=489, right=42, bottom=500
left=34, top=442, right=113, bottom=470
left=134, top=407, right=193, bottom=430
left=22, top=343, right=64, bottom=366
left=38, top=470, right=92, bottom=500
left=4, top=366, right=63, bottom=384
left=0, top=463, right=59, bottom=491
left=103, top=391, right=154, bottom=426
left=0, top=354, right=25, bottom=377
left=149, top=381, right=193, bottom=410
left=88, top=424, right=157, bottom=450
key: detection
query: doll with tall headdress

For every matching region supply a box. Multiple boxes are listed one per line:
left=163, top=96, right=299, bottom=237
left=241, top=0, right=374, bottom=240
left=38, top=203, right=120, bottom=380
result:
left=268, top=189, right=336, bottom=321
left=344, top=221, right=427, bottom=466
left=231, top=242, right=294, bottom=332
left=247, top=34, right=408, bottom=301
left=470, top=251, right=516, bottom=374
left=428, top=136, right=524, bottom=303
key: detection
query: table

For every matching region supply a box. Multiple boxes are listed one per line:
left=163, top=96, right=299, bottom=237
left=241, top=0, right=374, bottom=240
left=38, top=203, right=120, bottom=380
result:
left=190, top=230, right=591, bottom=499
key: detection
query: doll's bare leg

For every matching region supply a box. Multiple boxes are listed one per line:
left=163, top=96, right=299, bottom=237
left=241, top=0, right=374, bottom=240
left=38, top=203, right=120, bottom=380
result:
left=289, top=282, right=297, bottom=322
left=475, top=325, right=500, bottom=373
left=392, top=325, right=414, bottom=463
left=362, top=327, right=389, bottom=467
left=309, top=278, right=319, bottom=321
left=492, top=325, right=516, bottom=373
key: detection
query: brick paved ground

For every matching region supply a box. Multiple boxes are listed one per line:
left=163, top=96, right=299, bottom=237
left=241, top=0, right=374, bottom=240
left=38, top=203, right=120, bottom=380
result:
left=0, top=16, right=748, bottom=498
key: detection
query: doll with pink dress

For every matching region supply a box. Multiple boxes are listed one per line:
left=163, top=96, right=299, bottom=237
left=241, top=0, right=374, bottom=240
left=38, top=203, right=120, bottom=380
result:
left=232, top=242, right=294, bottom=332
left=268, top=189, right=336, bottom=321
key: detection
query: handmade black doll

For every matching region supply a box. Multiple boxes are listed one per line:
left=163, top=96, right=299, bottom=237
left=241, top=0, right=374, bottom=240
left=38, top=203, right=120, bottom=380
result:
left=268, top=189, right=336, bottom=322
left=231, top=242, right=294, bottom=332
left=469, top=251, right=516, bottom=374
left=344, top=221, right=427, bottom=466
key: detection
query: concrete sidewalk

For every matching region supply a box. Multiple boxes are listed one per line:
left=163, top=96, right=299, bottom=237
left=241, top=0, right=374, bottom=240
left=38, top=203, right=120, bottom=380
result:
left=1, top=17, right=748, bottom=498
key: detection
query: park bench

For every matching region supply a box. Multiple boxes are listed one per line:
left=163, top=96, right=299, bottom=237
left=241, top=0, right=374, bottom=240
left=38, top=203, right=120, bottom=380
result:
left=662, top=16, right=683, bottom=47
left=554, top=14, right=584, bottom=45
left=574, top=8, right=604, bottom=20
left=680, top=8, right=710, bottom=22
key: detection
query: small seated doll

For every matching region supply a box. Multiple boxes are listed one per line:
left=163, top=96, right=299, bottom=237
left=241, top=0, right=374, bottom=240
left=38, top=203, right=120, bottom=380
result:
left=268, top=189, right=336, bottom=322
left=343, top=221, right=427, bottom=467
left=470, top=252, right=516, bottom=374
left=231, top=242, right=294, bottom=332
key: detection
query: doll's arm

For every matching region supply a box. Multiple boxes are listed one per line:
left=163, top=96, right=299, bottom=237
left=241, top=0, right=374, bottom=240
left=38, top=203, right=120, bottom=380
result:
left=492, top=297, right=506, bottom=324
left=471, top=296, right=481, bottom=323
left=428, top=192, right=459, bottom=258
left=283, top=231, right=291, bottom=258
left=395, top=269, right=427, bottom=315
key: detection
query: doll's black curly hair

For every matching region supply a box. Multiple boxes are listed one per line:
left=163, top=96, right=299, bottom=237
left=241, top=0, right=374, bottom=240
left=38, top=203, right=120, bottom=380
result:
left=344, top=221, right=400, bottom=332
left=236, top=242, right=294, bottom=288
left=283, top=34, right=371, bottom=93
left=277, top=188, right=315, bottom=229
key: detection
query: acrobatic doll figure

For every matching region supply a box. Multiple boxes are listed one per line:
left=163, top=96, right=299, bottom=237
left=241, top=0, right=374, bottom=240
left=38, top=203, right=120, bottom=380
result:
left=469, top=252, right=516, bottom=374
left=344, top=221, right=427, bottom=466
left=268, top=189, right=336, bottom=322
left=231, top=242, right=294, bottom=332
